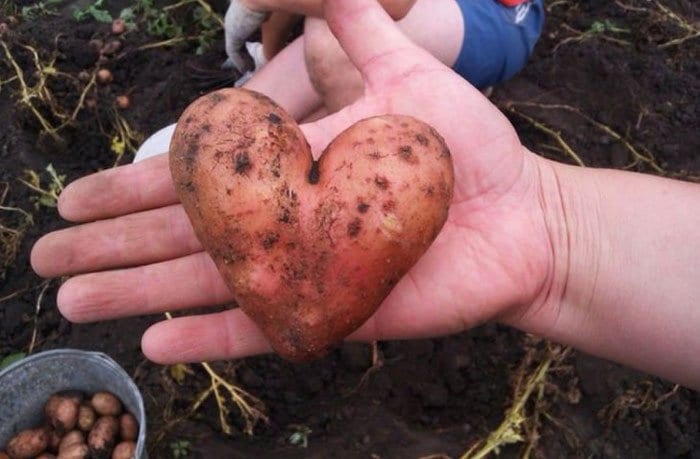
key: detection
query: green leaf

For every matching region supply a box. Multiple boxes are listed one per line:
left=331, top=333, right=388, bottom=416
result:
left=90, top=7, right=113, bottom=23
left=0, top=352, right=26, bottom=370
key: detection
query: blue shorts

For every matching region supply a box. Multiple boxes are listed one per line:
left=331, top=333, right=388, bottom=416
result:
left=453, top=0, right=545, bottom=88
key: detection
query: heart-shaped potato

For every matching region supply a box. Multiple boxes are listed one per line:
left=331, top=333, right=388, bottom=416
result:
left=170, top=88, right=454, bottom=361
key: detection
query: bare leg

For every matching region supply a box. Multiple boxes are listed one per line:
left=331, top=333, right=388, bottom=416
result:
left=261, top=12, right=303, bottom=60
left=304, top=0, right=464, bottom=113
left=244, top=35, right=323, bottom=120
left=247, top=0, right=416, bottom=19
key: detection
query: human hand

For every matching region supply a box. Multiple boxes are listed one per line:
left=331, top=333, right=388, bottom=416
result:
left=31, top=0, right=557, bottom=364
left=222, top=0, right=267, bottom=72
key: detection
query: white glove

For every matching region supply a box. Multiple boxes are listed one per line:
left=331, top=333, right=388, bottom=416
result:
left=234, top=41, right=268, bottom=87
left=222, top=0, right=267, bottom=72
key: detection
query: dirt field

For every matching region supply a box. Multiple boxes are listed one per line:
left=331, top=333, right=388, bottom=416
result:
left=1, top=0, right=698, bottom=457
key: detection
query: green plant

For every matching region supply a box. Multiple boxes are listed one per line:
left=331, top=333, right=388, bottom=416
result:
left=73, top=0, right=112, bottom=23
left=134, top=0, right=223, bottom=54
left=170, top=439, right=190, bottom=458
left=20, top=0, right=63, bottom=19
left=19, top=164, right=66, bottom=209
left=589, top=19, right=630, bottom=34
left=0, top=352, right=26, bottom=370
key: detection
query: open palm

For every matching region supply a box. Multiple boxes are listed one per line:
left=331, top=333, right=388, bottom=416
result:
left=31, top=0, right=553, bottom=363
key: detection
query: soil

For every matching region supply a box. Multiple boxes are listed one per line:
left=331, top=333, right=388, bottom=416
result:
left=1, top=1, right=699, bottom=458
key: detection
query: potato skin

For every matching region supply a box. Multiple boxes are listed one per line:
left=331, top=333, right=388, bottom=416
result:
left=58, top=431, right=84, bottom=453
left=0, top=452, right=10, bottom=459
left=77, top=404, right=96, bottom=432
left=56, top=443, right=89, bottom=459
left=5, top=427, right=49, bottom=459
left=45, top=395, right=80, bottom=434
left=87, top=416, right=119, bottom=459
left=171, top=88, right=454, bottom=361
left=118, top=414, right=138, bottom=442
left=111, top=441, right=136, bottom=459
left=91, top=392, right=122, bottom=417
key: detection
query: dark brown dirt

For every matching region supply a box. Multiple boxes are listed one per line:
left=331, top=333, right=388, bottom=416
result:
left=1, top=1, right=699, bottom=458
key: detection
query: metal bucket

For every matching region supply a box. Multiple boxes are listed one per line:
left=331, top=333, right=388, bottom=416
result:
left=0, top=349, right=146, bottom=457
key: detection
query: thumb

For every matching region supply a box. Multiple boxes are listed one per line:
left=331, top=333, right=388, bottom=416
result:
left=323, top=0, right=437, bottom=89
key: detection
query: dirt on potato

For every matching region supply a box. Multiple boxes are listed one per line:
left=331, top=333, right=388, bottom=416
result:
left=1, top=0, right=699, bottom=458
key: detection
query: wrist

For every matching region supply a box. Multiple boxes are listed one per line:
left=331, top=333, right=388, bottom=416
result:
left=508, top=155, right=606, bottom=339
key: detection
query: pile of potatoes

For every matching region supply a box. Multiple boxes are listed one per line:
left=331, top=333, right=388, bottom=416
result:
left=1, top=390, right=138, bottom=459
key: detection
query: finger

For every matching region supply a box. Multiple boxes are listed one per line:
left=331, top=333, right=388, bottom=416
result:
left=300, top=105, right=364, bottom=157
left=31, top=204, right=201, bottom=278
left=58, top=154, right=178, bottom=222
left=142, top=309, right=272, bottom=363
left=323, top=0, right=436, bottom=88
left=57, top=252, right=232, bottom=322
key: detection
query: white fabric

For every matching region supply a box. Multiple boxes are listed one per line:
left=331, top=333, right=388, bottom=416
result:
left=223, top=1, right=267, bottom=72
left=133, top=123, right=176, bottom=163
left=234, top=41, right=267, bottom=87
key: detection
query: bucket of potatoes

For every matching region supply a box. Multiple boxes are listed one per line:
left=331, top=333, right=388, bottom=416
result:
left=0, top=349, right=146, bottom=459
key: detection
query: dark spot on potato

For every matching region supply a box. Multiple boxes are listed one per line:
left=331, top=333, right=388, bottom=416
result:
left=369, top=128, right=377, bottom=134
left=308, top=160, right=320, bottom=184
left=399, top=145, right=413, bottom=160
left=347, top=218, right=362, bottom=237
left=202, top=123, right=211, bottom=132
left=279, top=209, right=290, bottom=223
left=183, top=181, right=195, bottom=192
left=374, top=175, right=389, bottom=190
left=281, top=327, right=304, bottom=353
left=262, top=232, right=280, bottom=249
left=400, top=122, right=409, bottom=128
left=268, top=112, right=282, bottom=124
left=368, top=151, right=381, bottom=160
left=183, top=140, right=198, bottom=169
left=382, top=200, right=396, bottom=212
left=271, top=154, right=281, bottom=177
left=441, top=145, right=451, bottom=157
left=226, top=188, right=232, bottom=195
left=426, top=185, right=435, bottom=196
left=235, top=152, right=252, bottom=174
left=214, top=150, right=223, bottom=160
left=357, top=202, right=370, bottom=213
left=283, top=261, right=307, bottom=282
left=208, top=92, right=225, bottom=104
left=416, top=134, right=429, bottom=146
left=366, top=138, right=375, bottom=145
